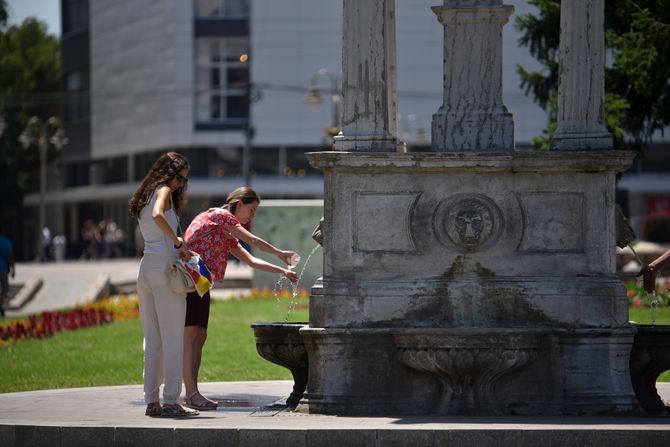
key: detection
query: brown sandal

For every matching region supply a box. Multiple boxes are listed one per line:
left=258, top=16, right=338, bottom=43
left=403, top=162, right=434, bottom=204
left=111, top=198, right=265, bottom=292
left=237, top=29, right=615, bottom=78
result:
left=145, top=402, right=162, bottom=417
left=184, top=391, right=218, bottom=411
left=161, top=403, right=199, bottom=417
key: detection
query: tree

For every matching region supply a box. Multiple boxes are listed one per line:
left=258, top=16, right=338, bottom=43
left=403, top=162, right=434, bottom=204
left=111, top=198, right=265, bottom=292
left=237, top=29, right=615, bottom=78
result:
left=0, top=17, right=60, bottom=259
left=0, top=1, right=7, bottom=29
left=515, top=0, right=670, bottom=150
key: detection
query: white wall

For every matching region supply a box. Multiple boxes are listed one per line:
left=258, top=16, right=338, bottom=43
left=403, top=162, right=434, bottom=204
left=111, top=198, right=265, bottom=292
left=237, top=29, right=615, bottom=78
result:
left=90, top=0, right=548, bottom=159
left=90, top=0, right=246, bottom=159
left=91, top=0, right=179, bottom=158
left=251, top=0, right=342, bottom=146
left=251, top=0, right=547, bottom=148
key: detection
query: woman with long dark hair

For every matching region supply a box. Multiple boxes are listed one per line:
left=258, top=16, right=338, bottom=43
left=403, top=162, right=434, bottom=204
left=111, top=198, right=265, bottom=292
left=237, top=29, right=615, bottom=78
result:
left=129, top=152, right=199, bottom=417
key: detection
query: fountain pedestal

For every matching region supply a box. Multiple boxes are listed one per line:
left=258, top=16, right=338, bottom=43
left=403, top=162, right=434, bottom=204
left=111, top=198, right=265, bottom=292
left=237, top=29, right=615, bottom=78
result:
left=302, top=151, right=638, bottom=415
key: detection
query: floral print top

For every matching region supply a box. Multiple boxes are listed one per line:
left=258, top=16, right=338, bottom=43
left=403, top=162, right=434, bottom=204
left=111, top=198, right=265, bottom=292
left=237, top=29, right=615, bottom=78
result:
left=184, top=208, right=241, bottom=282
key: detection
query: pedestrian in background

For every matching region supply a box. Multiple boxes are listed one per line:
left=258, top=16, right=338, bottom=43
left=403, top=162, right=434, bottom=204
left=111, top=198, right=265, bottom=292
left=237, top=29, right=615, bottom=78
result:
left=182, top=187, right=298, bottom=410
left=128, top=152, right=198, bottom=418
left=0, top=226, right=16, bottom=318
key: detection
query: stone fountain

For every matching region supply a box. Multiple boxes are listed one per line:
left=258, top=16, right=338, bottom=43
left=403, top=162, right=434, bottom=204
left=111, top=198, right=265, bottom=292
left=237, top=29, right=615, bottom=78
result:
left=253, top=0, right=667, bottom=416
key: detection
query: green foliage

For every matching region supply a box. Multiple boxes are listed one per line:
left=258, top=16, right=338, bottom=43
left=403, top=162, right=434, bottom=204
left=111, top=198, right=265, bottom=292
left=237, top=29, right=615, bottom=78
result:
left=606, top=2, right=670, bottom=147
left=515, top=0, right=560, bottom=110
left=0, top=1, right=7, bottom=29
left=0, top=16, right=60, bottom=236
left=515, top=0, right=670, bottom=150
left=0, top=296, right=308, bottom=393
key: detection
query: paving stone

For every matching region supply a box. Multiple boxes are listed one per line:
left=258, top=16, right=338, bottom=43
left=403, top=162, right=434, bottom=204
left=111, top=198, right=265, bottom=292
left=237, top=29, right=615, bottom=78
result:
left=61, top=427, right=114, bottom=447
left=14, top=425, right=60, bottom=447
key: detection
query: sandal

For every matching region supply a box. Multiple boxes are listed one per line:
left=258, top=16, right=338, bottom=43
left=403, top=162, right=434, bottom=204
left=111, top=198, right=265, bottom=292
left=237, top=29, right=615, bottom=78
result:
left=161, top=403, right=199, bottom=417
left=145, top=402, right=162, bottom=417
left=184, top=391, right=218, bottom=411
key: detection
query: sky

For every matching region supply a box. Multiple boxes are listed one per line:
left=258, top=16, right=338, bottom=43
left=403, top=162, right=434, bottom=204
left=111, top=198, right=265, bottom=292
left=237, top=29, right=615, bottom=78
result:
left=6, top=0, right=61, bottom=36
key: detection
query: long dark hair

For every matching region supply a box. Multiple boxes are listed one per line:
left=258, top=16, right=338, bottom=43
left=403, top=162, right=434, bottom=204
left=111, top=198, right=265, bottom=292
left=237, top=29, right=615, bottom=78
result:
left=223, top=186, right=260, bottom=214
left=129, top=152, right=189, bottom=219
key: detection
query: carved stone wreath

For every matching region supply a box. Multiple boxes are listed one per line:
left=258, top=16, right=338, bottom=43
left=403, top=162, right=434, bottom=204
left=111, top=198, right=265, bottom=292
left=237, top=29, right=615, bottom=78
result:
left=433, top=194, right=503, bottom=252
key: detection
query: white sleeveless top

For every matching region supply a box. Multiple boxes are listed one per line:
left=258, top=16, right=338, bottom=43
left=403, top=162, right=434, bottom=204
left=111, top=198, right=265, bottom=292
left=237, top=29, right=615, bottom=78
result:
left=138, top=190, right=178, bottom=259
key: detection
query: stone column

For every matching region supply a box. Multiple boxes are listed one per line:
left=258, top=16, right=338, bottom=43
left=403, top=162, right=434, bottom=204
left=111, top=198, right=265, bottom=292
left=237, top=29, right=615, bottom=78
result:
left=431, top=0, right=514, bottom=153
left=551, top=0, right=612, bottom=150
left=333, top=0, right=397, bottom=152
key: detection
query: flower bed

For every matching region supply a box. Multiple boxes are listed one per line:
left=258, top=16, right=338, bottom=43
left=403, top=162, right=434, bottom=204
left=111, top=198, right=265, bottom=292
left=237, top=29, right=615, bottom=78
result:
left=0, top=294, right=139, bottom=346
left=0, top=288, right=310, bottom=347
left=626, top=279, right=670, bottom=308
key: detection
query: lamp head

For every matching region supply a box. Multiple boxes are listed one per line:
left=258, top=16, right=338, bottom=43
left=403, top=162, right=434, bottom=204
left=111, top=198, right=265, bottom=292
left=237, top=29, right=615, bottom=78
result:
left=305, top=86, right=323, bottom=111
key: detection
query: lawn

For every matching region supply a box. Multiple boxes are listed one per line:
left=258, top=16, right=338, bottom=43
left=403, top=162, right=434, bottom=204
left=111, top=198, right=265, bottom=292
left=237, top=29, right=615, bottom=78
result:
left=0, top=295, right=308, bottom=393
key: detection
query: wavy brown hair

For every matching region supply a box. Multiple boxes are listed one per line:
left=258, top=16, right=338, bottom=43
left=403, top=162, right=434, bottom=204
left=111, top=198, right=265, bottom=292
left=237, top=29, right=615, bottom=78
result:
left=129, top=152, right=190, bottom=219
left=223, top=186, right=260, bottom=214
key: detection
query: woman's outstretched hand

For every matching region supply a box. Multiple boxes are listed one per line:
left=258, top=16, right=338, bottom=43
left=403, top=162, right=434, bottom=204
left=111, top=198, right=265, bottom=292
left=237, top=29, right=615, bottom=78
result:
left=278, top=250, right=297, bottom=266
left=638, top=264, right=657, bottom=294
left=283, top=269, right=298, bottom=283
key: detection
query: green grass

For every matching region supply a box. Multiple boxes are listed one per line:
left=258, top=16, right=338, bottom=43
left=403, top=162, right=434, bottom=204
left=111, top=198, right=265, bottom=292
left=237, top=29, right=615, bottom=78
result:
left=628, top=306, right=670, bottom=325
left=0, top=297, right=308, bottom=393
left=2, top=300, right=669, bottom=393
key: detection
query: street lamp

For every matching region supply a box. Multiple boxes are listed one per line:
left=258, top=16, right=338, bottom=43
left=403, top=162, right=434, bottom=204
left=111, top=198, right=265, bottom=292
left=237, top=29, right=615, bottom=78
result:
left=19, top=116, right=68, bottom=261
left=305, top=68, right=341, bottom=140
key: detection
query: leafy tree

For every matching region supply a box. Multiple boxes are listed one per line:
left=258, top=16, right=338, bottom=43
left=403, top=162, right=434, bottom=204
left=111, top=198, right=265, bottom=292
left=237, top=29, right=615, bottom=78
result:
left=0, top=1, right=7, bottom=29
left=0, top=16, right=60, bottom=258
left=515, top=0, right=670, bottom=150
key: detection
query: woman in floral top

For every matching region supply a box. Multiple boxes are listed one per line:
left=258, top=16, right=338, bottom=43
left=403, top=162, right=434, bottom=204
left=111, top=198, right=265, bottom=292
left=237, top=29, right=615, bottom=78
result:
left=182, top=186, right=298, bottom=410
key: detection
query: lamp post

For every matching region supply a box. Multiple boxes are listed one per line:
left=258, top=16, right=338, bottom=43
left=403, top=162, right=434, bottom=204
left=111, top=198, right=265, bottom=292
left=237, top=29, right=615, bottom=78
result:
left=19, top=116, right=68, bottom=261
left=305, top=68, right=341, bottom=141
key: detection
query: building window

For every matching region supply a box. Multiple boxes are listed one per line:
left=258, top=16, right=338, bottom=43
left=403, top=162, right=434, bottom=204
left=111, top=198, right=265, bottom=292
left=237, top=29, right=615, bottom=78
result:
left=195, top=38, right=249, bottom=126
left=64, top=70, right=90, bottom=122
left=195, top=0, right=249, bottom=18
left=62, top=0, right=89, bottom=35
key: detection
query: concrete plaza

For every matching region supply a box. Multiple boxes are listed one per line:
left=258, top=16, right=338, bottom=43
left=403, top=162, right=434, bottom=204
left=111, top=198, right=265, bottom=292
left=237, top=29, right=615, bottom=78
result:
left=0, top=381, right=668, bottom=447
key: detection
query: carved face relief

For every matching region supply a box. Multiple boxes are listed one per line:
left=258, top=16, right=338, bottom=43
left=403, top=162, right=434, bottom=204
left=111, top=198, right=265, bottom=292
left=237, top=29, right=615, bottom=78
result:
left=454, top=206, right=484, bottom=247
left=434, top=195, right=503, bottom=252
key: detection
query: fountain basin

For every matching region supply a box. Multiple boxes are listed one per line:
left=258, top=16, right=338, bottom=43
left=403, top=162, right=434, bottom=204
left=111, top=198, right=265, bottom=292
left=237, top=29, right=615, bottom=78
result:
left=251, top=322, right=309, bottom=409
left=630, top=324, right=670, bottom=415
left=394, top=328, right=540, bottom=415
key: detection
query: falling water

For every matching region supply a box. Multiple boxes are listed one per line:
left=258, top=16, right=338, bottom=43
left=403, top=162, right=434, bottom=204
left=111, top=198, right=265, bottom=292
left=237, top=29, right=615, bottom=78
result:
left=271, top=244, right=322, bottom=321
left=628, top=243, right=659, bottom=325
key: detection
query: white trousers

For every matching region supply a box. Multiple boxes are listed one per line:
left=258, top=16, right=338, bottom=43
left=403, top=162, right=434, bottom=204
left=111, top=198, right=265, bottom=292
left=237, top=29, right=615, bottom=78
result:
left=137, top=253, right=186, bottom=404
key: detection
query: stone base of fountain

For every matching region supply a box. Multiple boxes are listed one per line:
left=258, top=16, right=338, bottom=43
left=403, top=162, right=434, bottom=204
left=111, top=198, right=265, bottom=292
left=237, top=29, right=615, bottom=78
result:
left=251, top=322, right=309, bottom=409
left=630, top=324, right=670, bottom=415
left=251, top=321, right=670, bottom=416
left=299, top=326, right=639, bottom=416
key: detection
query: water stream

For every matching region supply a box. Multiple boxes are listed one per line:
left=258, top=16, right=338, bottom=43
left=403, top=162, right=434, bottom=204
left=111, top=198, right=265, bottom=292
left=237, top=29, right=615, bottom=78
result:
left=628, top=243, right=659, bottom=325
left=271, top=244, right=322, bottom=321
